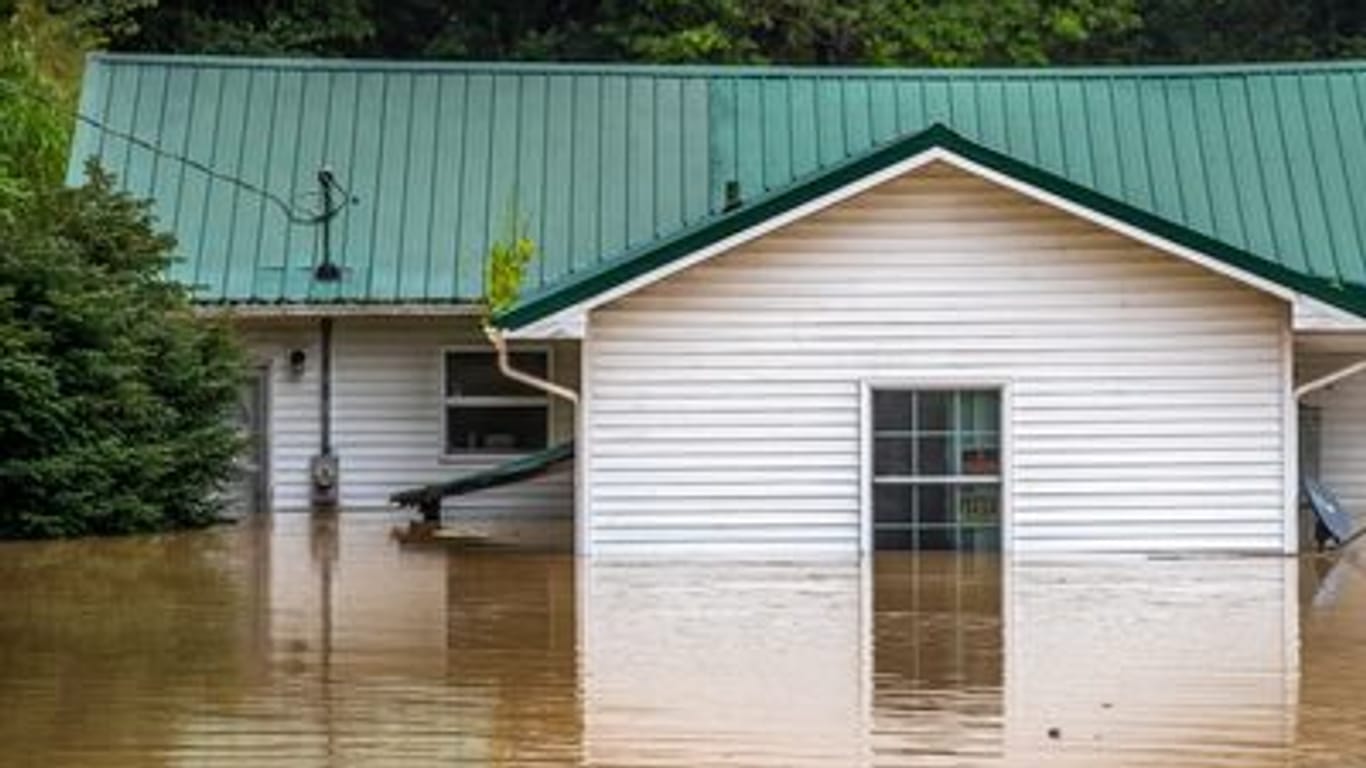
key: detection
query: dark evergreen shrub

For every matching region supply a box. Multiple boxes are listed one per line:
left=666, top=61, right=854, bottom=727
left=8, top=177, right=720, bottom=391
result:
left=0, top=165, right=245, bottom=538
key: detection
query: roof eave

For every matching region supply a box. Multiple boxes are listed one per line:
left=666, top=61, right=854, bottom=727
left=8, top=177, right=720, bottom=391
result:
left=196, top=300, right=485, bottom=318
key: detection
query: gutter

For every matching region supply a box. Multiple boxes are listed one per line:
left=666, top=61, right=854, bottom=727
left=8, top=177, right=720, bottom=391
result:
left=196, top=303, right=484, bottom=318
left=484, top=324, right=579, bottom=405
left=1296, top=359, right=1366, bottom=400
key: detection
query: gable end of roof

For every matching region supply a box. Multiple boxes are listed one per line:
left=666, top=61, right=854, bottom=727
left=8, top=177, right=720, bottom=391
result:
left=495, top=124, right=1366, bottom=330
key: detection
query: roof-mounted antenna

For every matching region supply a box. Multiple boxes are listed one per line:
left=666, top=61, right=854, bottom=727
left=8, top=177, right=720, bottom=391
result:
left=314, top=166, right=343, bottom=282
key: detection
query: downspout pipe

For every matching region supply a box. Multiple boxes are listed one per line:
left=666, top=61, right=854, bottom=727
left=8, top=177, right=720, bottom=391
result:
left=484, top=324, right=579, bottom=406
left=319, top=316, right=334, bottom=454
left=1296, top=359, right=1366, bottom=401
left=309, top=316, right=340, bottom=509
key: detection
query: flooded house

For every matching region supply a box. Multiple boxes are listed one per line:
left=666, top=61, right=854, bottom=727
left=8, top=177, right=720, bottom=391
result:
left=68, top=55, right=1366, bottom=556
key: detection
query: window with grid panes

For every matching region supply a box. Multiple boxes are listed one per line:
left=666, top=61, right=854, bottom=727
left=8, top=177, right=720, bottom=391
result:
left=872, top=389, right=1002, bottom=551
left=443, top=351, right=550, bottom=454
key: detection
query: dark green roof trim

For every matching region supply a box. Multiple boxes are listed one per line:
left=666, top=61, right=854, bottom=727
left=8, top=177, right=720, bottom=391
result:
left=496, top=124, right=1366, bottom=329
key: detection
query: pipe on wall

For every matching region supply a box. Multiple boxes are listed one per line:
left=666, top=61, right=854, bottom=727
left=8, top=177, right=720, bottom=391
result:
left=309, top=316, right=340, bottom=509
left=320, top=316, right=334, bottom=453
left=1296, top=359, right=1366, bottom=401
left=484, top=324, right=580, bottom=405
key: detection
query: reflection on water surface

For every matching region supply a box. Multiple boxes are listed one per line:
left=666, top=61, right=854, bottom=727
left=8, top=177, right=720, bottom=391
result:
left=0, top=514, right=1363, bottom=766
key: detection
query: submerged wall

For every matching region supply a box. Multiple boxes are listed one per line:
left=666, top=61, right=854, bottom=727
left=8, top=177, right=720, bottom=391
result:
left=236, top=316, right=577, bottom=517
left=1003, top=557, right=1298, bottom=764
left=582, top=162, right=1292, bottom=555
left=577, top=555, right=1299, bottom=766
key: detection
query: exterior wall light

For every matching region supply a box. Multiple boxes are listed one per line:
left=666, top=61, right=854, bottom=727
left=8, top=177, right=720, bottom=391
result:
left=287, top=348, right=307, bottom=379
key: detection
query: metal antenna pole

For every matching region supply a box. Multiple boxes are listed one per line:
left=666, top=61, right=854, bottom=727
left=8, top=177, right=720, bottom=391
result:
left=314, top=167, right=341, bottom=282
left=309, top=165, right=342, bottom=509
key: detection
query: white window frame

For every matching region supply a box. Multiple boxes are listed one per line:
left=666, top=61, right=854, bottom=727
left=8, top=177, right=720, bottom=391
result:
left=859, top=380, right=1013, bottom=555
left=439, top=344, right=554, bottom=459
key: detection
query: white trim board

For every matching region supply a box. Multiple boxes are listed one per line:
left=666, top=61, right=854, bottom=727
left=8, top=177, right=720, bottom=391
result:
left=507, top=146, right=1314, bottom=339
left=1281, top=316, right=1299, bottom=555
left=576, top=325, right=594, bottom=557
left=1293, top=295, right=1366, bottom=333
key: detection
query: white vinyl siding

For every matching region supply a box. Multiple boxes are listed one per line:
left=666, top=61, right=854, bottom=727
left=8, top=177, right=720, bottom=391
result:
left=238, top=317, right=576, bottom=516
left=583, top=162, right=1290, bottom=556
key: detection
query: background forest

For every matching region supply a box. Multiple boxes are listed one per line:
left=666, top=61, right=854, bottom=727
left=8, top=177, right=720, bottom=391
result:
left=20, top=0, right=1366, bottom=66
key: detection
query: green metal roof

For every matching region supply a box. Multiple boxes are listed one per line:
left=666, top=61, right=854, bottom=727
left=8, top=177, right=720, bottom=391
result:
left=69, top=54, right=1366, bottom=311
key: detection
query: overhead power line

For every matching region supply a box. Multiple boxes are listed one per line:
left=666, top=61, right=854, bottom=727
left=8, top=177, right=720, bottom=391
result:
left=0, top=77, right=354, bottom=226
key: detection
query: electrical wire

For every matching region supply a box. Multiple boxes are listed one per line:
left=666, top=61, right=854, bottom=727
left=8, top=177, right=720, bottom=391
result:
left=0, top=76, right=354, bottom=226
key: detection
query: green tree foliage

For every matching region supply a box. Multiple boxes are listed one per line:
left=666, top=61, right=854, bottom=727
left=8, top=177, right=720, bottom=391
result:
left=98, top=0, right=1366, bottom=65
left=105, top=0, right=1141, bottom=64
left=348, top=0, right=1142, bottom=64
left=484, top=203, right=538, bottom=315
left=0, top=1, right=90, bottom=205
left=1, top=1, right=247, bottom=539
left=103, top=0, right=374, bottom=55
left=0, top=166, right=247, bottom=538
left=46, top=0, right=156, bottom=41
left=1117, top=0, right=1366, bottom=63
left=0, top=0, right=152, bottom=199
left=589, top=0, right=1141, bottom=65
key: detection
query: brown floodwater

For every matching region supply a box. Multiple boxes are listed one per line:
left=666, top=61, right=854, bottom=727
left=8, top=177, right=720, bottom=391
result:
left=2, top=513, right=1365, bottom=767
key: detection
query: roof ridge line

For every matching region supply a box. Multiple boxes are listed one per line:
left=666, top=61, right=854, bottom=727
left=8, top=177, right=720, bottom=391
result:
left=86, top=51, right=1366, bottom=79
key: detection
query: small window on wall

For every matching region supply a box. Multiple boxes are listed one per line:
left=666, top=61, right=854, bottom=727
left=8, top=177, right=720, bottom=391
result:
left=872, top=389, right=1003, bottom=552
left=443, top=350, right=550, bottom=455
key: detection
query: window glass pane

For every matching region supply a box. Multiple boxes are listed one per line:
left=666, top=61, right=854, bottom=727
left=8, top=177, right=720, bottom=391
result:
left=874, top=438, right=913, bottom=476
left=874, top=484, right=912, bottom=525
left=957, top=391, right=1000, bottom=476
left=916, top=485, right=951, bottom=525
left=445, top=406, right=548, bottom=453
left=916, top=435, right=951, bottom=476
left=916, top=391, right=952, bottom=432
left=957, top=390, right=998, bottom=432
left=875, top=529, right=914, bottom=551
left=871, top=387, right=1002, bottom=553
left=959, top=526, right=1000, bottom=553
left=873, top=391, right=913, bottom=432
left=959, top=525, right=1001, bottom=553
left=916, top=526, right=956, bottom=551
left=445, top=352, right=548, bottom=398
left=960, top=440, right=1000, bottom=476
left=957, top=485, right=1001, bottom=527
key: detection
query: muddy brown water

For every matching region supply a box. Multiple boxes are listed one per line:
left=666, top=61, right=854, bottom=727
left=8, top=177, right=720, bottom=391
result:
left=1, top=513, right=1365, bottom=767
